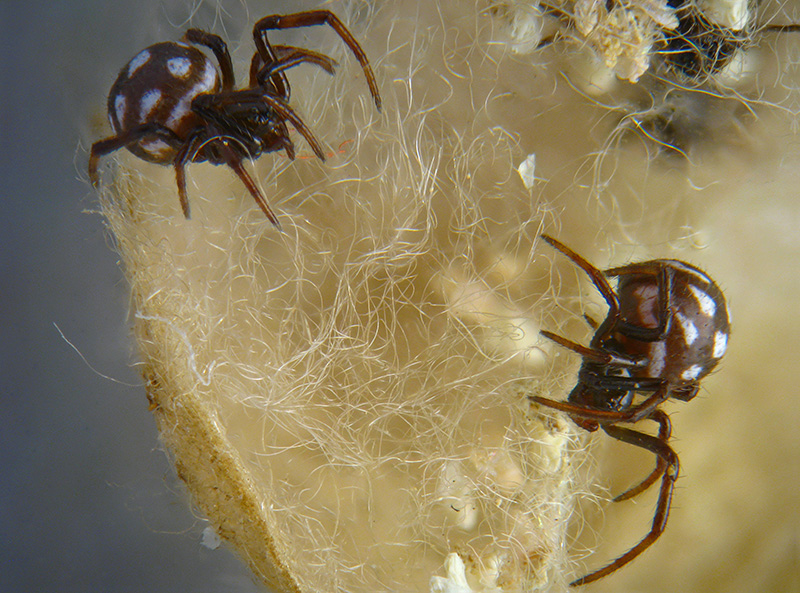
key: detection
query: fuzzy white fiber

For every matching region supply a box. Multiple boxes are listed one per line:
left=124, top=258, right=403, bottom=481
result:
left=97, top=1, right=799, bottom=592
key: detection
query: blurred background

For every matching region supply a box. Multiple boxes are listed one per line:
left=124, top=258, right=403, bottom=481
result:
left=1, top=2, right=281, bottom=591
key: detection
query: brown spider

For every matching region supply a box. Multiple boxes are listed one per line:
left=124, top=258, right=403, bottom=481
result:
left=89, top=10, right=382, bottom=227
left=531, top=235, right=730, bottom=586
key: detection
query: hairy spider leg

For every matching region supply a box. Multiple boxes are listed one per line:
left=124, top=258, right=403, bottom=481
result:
left=571, top=423, right=679, bottom=587
left=183, top=29, right=235, bottom=91
left=612, top=409, right=672, bottom=501
left=250, top=45, right=338, bottom=99
left=541, top=234, right=621, bottom=335
left=252, top=10, right=382, bottom=110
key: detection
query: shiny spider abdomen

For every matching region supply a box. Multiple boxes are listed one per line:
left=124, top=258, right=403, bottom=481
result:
left=596, top=258, right=729, bottom=399
left=107, top=42, right=220, bottom=164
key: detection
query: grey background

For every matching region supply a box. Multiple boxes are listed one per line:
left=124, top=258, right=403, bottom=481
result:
left=1, top=1, right=295, bottom=591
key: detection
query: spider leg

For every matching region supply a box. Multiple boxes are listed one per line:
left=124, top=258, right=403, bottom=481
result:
left=571, top=423, right=678, bottom=586
left=612, top=409, right=672, bottom=501
left=251, top=93, right=326, bottom=161
left=89, top=123, right=182, bottom=186
left=172, top=132, right=209, bottom=218
left=541, top=330, right=646, bottom=368
left=278, top=130, right=297, bottom=160
left=252, top=10, right=382, bottom=110
left=183, top=29, right=235, bottom=91
left=530, top=382, right=668, bottom=424
left=216, top=140, right=281, bottom=228
left=541, top=234, right=621, bottom=332
left=250, top=45, right=337, bottom=95
left=605, top=262, right=673, bottom=341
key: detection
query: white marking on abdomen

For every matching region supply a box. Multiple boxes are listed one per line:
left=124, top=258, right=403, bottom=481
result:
left=675, top=312, right=698, bottom=345
left=139, top=89, right=162, bottom=121
left=167, top=57, right=192, bottom=78
left=199, top=59, right=217, bottom=89
left=713, top=330, right=728, bottom=358
left=165, top=61, right=217, bottom=130
left=164, top=101, right=191, bottom=131
left=141, top=138, right=172, bottom=157
left=127, top=49, right=151, bottom=77
left=688, top=284, right=716, bottom=317
left=113, top=95, right=126, bottom=128
left=681, top=364, right=703, bottom=381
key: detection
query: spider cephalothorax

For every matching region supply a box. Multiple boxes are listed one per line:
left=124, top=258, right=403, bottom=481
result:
left=90, top=11, right=382, bottom=226
left=531, top=234, right=730, bottom=586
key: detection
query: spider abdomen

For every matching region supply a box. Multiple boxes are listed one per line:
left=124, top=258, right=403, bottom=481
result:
left=611, top=260, right=730, bottom=391
left=107, top=42, right=220, bottom=163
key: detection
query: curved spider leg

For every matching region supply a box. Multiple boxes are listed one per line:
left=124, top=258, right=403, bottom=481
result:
left=530, top=382, right=669, bottom=425
left=89, top=123, right=182, bottom=186
left=252, top=10, right=382, bottom=110
left=541, top=330, right=646, bottom=368
left=571, top=424, right=678, bottom=587
left=541, top=234, right=621, bottom=332
left=605, top=261, right=673, bottom=341
left=613, top=409, right=672, bottom=501
left=250, top=45, right=337, bottom=94
left=183, top=29, right=235, bottom=91
left=172, top=132, right=210, bottom=218
left=214, top=140, right=281, bottom=229
left=277, top=126, right=297, bottom=160
left=252, top=93, right=326, bottom=161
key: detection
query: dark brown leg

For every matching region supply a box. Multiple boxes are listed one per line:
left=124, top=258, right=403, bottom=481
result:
left=172, top=133, right=208, bottom=218
left=570, top=423, right=679, bottom=586
left=540, top=330, right=645, bottom=368
left=183, top=29, right=235, bottom=91
left=89, top=124, right=181, bottom=186
left=613, top=409, right=672, bottom=501
left=540, top=234, right=621, bottom=332
left=217, top=142, right=281, bottom=229
left=249, top=45, right=337, bottom=93
left=252, top=10, right=382, bottom=110
left=530, top=383, right=669, bottom=424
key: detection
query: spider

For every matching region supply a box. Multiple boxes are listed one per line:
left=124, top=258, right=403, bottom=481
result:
left=530, top=235, right=730, bottom=587
left=661, top=0, right=800, bottom=80
left=89, top=10, right=382, bottom=227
